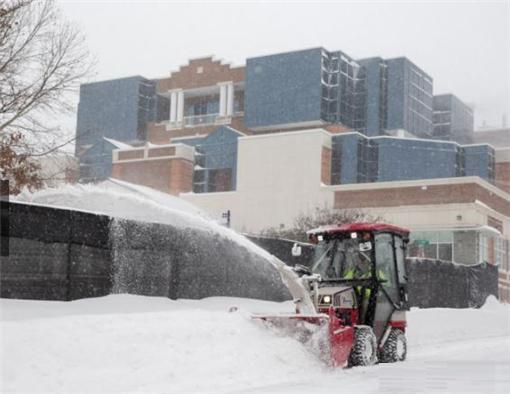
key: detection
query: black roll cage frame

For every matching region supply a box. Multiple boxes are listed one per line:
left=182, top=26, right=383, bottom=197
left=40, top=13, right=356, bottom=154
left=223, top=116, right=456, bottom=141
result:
left=314, top=230, right=410, bottom=324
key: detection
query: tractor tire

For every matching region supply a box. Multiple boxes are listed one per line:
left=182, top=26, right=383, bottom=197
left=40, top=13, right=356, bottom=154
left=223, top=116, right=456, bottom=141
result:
left=379, top=328, right=407, bottom=363
left=349, top=326, right=378, bottom=367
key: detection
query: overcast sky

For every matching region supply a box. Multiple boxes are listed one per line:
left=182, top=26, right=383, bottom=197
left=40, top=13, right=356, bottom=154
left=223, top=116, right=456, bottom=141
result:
left=59, top=0, right=509, bottom=130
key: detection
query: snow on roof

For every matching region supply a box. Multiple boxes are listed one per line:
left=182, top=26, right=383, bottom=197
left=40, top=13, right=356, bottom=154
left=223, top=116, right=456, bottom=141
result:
left=103, top=137, right=133, bottom=150
left=307, top=223, right=410, bottom=237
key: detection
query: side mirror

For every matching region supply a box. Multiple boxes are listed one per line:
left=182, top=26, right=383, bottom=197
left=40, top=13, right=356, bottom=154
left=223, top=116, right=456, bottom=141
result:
left=291, top=243, right=302, bottom=257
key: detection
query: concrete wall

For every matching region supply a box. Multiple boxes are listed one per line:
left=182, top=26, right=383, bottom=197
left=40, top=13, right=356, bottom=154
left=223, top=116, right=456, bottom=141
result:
left=182, top=129, right=334, bottom=233
left=358, top=203, right=488, bottom=233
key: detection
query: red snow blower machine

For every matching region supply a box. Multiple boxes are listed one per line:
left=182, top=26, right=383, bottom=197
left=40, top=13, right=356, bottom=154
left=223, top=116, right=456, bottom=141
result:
left=254, top=223, right=410, bottom=368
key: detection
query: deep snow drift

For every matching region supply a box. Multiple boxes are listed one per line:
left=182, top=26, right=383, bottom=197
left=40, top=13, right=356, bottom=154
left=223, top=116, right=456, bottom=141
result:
left=1, top=295, right=509, bottom=393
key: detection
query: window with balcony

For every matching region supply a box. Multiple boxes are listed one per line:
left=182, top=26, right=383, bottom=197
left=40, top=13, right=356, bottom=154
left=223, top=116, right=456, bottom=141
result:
left=184, top=94, right=220, bottom=126
left=166, top=83, right=244, bottom=129
left=234, top=89, right=244, bottom=114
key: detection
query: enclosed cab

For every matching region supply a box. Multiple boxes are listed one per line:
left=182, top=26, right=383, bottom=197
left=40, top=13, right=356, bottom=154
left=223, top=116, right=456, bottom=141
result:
left=305, top=223, right=410, bottom=364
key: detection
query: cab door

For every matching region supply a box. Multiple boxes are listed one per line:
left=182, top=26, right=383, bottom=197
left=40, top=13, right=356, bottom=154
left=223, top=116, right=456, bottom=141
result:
left=372, top=233, right=400, bottom=341
left=394, top=234, right=409, bottom=310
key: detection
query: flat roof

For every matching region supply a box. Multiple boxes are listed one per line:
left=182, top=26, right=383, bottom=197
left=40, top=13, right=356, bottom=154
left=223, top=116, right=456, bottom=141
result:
left=307, top=223, right=410, bottom=237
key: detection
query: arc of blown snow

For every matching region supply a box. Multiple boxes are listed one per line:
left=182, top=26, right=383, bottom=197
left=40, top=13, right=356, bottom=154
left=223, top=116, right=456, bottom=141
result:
left=270, top=255, right=316, bottom=315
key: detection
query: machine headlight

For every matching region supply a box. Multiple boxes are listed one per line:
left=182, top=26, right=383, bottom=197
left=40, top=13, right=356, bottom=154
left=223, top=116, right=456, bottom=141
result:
left=321, top=295, right=332, bottom=304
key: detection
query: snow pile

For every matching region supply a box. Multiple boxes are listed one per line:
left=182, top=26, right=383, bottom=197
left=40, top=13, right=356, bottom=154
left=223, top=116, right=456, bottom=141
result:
left=13, top=178, right=274, bottom=260
left=407, top=295, right=510, bottom=349
left=1, top=295, right=509, bottom=393
left=0, top=295, right=324, bottom=393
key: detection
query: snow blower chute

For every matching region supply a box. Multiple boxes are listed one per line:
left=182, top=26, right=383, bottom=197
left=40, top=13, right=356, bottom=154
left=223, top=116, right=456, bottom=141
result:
left=253, top=223, right=411, bottom=368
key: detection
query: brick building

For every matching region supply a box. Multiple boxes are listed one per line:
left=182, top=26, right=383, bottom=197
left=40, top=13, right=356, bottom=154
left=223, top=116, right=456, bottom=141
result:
left=73, top=49, right=510, bottom=301
left=75, top=48, right=474, bottom=182
left=178, top=129, right=510, bottom=302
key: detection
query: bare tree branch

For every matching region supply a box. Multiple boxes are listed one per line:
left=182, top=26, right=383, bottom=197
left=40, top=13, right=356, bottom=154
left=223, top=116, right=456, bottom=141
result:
left=0, top=0, right=93, bottom=192
left=0, top=0, right=93, bottom=135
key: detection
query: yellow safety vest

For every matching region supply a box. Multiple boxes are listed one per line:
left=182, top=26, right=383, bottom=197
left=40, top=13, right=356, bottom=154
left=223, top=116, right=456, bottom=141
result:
left=343, top=268, right=386, bottom=300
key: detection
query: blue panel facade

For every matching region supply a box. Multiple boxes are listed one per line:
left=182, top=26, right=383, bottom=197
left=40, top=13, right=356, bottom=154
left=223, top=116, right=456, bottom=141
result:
left=245, top=50, right=434, bottom=137
left=75, top=76, right=156, bottom=181
left=386, top=58, right=406, bottom=133
left=245, top=48, right=323, bottom=129
left=433, top=94, right=474, bottom=144
left=331, top=134, right=361, bottom=184
left=463, top=145, right=495, bottom=182
left=375, top=138, right=458, bottom=182
left=321, top=50, right=367, bottom=132
left=331, top=133, right=494, bottom=185
left=78, top=139, right=116, bottom=182
left=450, top=96, right=474, bottom=143
left=358, top=57, right=385, bottom=137
left=385, top=58, right=433, bottom=138
left=178, top=126, right=240, bottom=192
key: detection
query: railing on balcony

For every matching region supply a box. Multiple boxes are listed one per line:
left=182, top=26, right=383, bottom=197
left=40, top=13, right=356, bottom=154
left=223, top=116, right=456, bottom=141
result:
left=167, top=110, right=244, bottom=130
left=183, top=113, right=219, bottom=127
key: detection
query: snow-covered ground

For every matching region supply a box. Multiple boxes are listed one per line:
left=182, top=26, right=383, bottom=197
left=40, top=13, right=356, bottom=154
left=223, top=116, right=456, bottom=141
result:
left=1, top=295, right=509, bottom=393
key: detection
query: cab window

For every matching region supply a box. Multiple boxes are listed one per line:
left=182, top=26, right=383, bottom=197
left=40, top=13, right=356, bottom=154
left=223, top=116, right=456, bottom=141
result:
left=375, top=233, right=397, bottom=288
left=394, top=235, right=407, bottom=284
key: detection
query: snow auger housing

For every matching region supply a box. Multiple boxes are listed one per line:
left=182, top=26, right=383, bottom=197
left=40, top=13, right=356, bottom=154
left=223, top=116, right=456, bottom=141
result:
left=254, top=223, right=410, bottom=368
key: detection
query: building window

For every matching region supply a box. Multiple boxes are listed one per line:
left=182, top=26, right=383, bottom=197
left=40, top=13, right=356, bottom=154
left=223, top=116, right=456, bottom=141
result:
left=234, top=89, right=244, bottom=114
left=479, top=233, right=489, bottom=263
left=185, top=95, right=219, bottom=116
left=495, top=237, right=508, bottom=270
left=375, top=233, right=397, bottom=289
left=208, top=168, right=232, bottom=192
left=408, top=231, right=453, bottom=261
left=394, top=235, right=407, bottom=284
